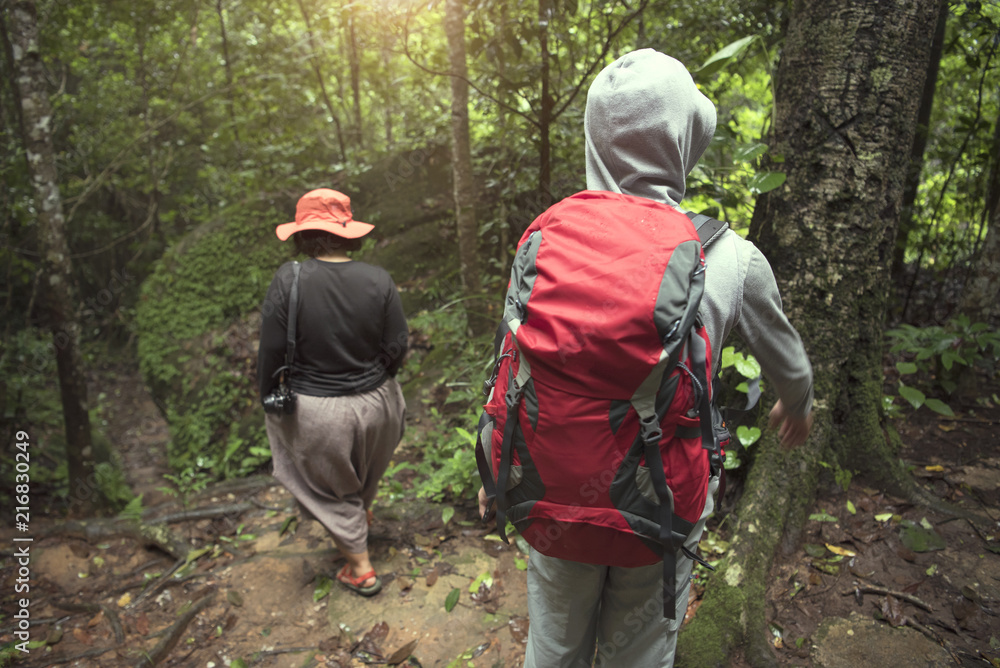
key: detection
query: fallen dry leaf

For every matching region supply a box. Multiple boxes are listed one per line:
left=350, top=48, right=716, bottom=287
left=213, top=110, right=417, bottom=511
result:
left=135, top=612, right=150, bottom=636
left=508, top=616, right=529, bottom=644
left=72, top=627, right=93, bottom=645
left=386, top=638, right=419, bottom=665
left=825, top=543, right=857, bottom=557
left=882, top=594, right=905, bottom=627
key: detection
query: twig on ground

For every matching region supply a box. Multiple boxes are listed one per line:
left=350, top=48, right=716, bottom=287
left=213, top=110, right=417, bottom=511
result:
left=841, top=584, right=933, bottom=612
left=48, top=601, right=125, bottom=644
left=103, top=605, right=126, bottom=644
left=903, top=616, right=963, bottom=665
left=26, top=645, right=119, bottom=666
left=254, top=646, right=316, bottom=658
left=132, top=557, right=186, bottom=605
left=251, top=498, right=289, bottom=512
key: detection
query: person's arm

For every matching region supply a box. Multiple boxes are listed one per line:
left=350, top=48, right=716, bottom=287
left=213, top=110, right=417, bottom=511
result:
left=381, top=278, right=409, bottom=377
left=738, top=246, right=814, bottom=447
left=257, top=270, right=289, bottom=399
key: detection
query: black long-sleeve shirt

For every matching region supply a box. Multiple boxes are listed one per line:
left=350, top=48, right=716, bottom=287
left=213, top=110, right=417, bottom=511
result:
left=257, top=259, right=408, bottom=398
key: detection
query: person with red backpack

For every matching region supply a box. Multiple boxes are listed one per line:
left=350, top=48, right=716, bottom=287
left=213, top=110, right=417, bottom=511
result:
left=476, top=49, right=813, bottom=666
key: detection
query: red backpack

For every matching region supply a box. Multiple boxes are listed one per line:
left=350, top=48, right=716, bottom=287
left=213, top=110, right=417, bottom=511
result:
left=476, top=190, right=726, bottom=619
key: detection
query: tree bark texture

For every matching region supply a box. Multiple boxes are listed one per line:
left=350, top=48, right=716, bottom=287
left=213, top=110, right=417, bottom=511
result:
left=960, top=112, right=1000, bottom=326
left=678, top=1, right=943, bottom=665
left=445, top=0, right=482, bottom=299
left=7, top=0, right=98, bottom=514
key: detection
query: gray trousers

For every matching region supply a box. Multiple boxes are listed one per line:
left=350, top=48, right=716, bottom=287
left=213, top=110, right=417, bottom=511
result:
left=266, top=379, right=405, bottom=554
left=524, top=476, right=718, bottom=668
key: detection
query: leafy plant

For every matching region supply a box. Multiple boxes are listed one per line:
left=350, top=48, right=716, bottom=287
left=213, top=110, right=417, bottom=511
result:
left=393, top=409, right=482, bottom=504
left=159, top=461, right=212, bottom=508
left=885, top=315, right=1000, bottom=415
left=389, top=293, right=495, bottom=504
left=718, top=346, right=763, bottom=470
left=691, top=528, right=730, bottom=586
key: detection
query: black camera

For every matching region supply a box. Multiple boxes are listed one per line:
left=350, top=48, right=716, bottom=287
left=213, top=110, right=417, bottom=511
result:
left=262, top=384, right=296, bottom=415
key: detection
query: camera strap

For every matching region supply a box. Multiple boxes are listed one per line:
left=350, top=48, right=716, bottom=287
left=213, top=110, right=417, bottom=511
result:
left=271, top=261, right=302, bottom=382
left=284, top=262, right=302, bottom=377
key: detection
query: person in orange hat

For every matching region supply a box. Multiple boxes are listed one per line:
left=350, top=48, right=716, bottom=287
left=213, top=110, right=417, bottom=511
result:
left=258, top=188, right=408, bottom=597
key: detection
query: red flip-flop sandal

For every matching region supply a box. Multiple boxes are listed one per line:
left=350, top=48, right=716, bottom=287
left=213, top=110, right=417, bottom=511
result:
left=336, top=564, right=382, bottom=597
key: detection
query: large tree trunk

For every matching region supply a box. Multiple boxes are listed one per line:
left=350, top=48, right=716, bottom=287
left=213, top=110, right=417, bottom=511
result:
left=960, top=112, right=1000, bottom=326
left=6, top=0, right=100, bottom=514
left=678, top=1, right=943, bottom=665
left=444, top=0, right=480, bottom=294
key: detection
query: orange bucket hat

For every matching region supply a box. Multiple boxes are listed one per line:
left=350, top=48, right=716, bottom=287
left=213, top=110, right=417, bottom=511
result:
left=275, top=189, right=374, bottom=241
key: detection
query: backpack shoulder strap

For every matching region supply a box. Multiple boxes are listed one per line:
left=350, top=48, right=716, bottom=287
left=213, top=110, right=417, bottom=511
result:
left=686, top=211, right=729, bottom=249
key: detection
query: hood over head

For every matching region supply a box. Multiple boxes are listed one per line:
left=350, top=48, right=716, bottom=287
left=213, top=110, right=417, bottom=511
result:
left=585, top=49, right=717, bottom=207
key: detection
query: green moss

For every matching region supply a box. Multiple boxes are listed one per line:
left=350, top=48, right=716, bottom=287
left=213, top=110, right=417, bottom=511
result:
left=135, top=200, right=288, bottom=477
left=677, top=561, right=750, bottom=666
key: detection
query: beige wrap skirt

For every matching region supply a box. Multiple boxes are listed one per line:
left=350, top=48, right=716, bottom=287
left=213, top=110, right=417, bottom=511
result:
left=265, top=378, right=405, bottom=554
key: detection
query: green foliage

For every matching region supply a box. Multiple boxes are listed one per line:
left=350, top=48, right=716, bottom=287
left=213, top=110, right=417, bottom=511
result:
left=159, top=461, right=213, bottom=508
left=692, top=527, right=729, bottom=586
left=119, top=494, right=146, bottom=522
left=0, top=328, right=62, bottom=428
left=386, top=291, right=495, bottom=504
left=900, top=2, right=1000, bottom=276
left=410, top=412, right=482, bottom=503
left=718, top=346, right=762, bottom=470
left=687, top=34, right=785, bottom=229
left=94, top=461, right=135, bottom=509
left=885, top=315, right=1000, bottom=415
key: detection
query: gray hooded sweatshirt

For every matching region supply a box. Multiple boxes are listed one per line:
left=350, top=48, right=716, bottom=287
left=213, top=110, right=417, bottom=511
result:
left=585, top=49, right=813, bottom=418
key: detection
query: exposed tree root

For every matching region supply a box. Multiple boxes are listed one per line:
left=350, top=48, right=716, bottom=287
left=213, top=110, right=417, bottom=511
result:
left=146, top=502, right=254, bottom=525
left=39, top=519, right=191, bottom=561
left=133, top=588, right=216, bottom=667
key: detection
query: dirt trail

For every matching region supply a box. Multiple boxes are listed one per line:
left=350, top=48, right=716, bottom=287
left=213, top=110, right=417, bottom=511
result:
left=3, top=367, right=998, bottom=667
left=3, top=367, right=530, bottom=667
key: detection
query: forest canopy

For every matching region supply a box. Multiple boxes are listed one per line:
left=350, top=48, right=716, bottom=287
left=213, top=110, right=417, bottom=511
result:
left=1, top=0, right=997, bottom=510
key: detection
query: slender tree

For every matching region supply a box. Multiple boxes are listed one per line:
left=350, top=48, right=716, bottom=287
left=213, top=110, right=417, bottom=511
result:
left=295, top=0, right=347, bottom=161
left=214, top=0, right=241, bottom=145
left=891, top=0, right=948, bottom=281
left=960, top=112, right=1000, bottom=326
left=4, top=0, right=100, bottom=514
left=444, top=0, right=481, bottom=300
left=678, top=0, right=945, bottom=664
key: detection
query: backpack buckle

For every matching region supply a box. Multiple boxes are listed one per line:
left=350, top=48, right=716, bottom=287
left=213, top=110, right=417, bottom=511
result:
left=638, top=414, right=662, bottom=445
